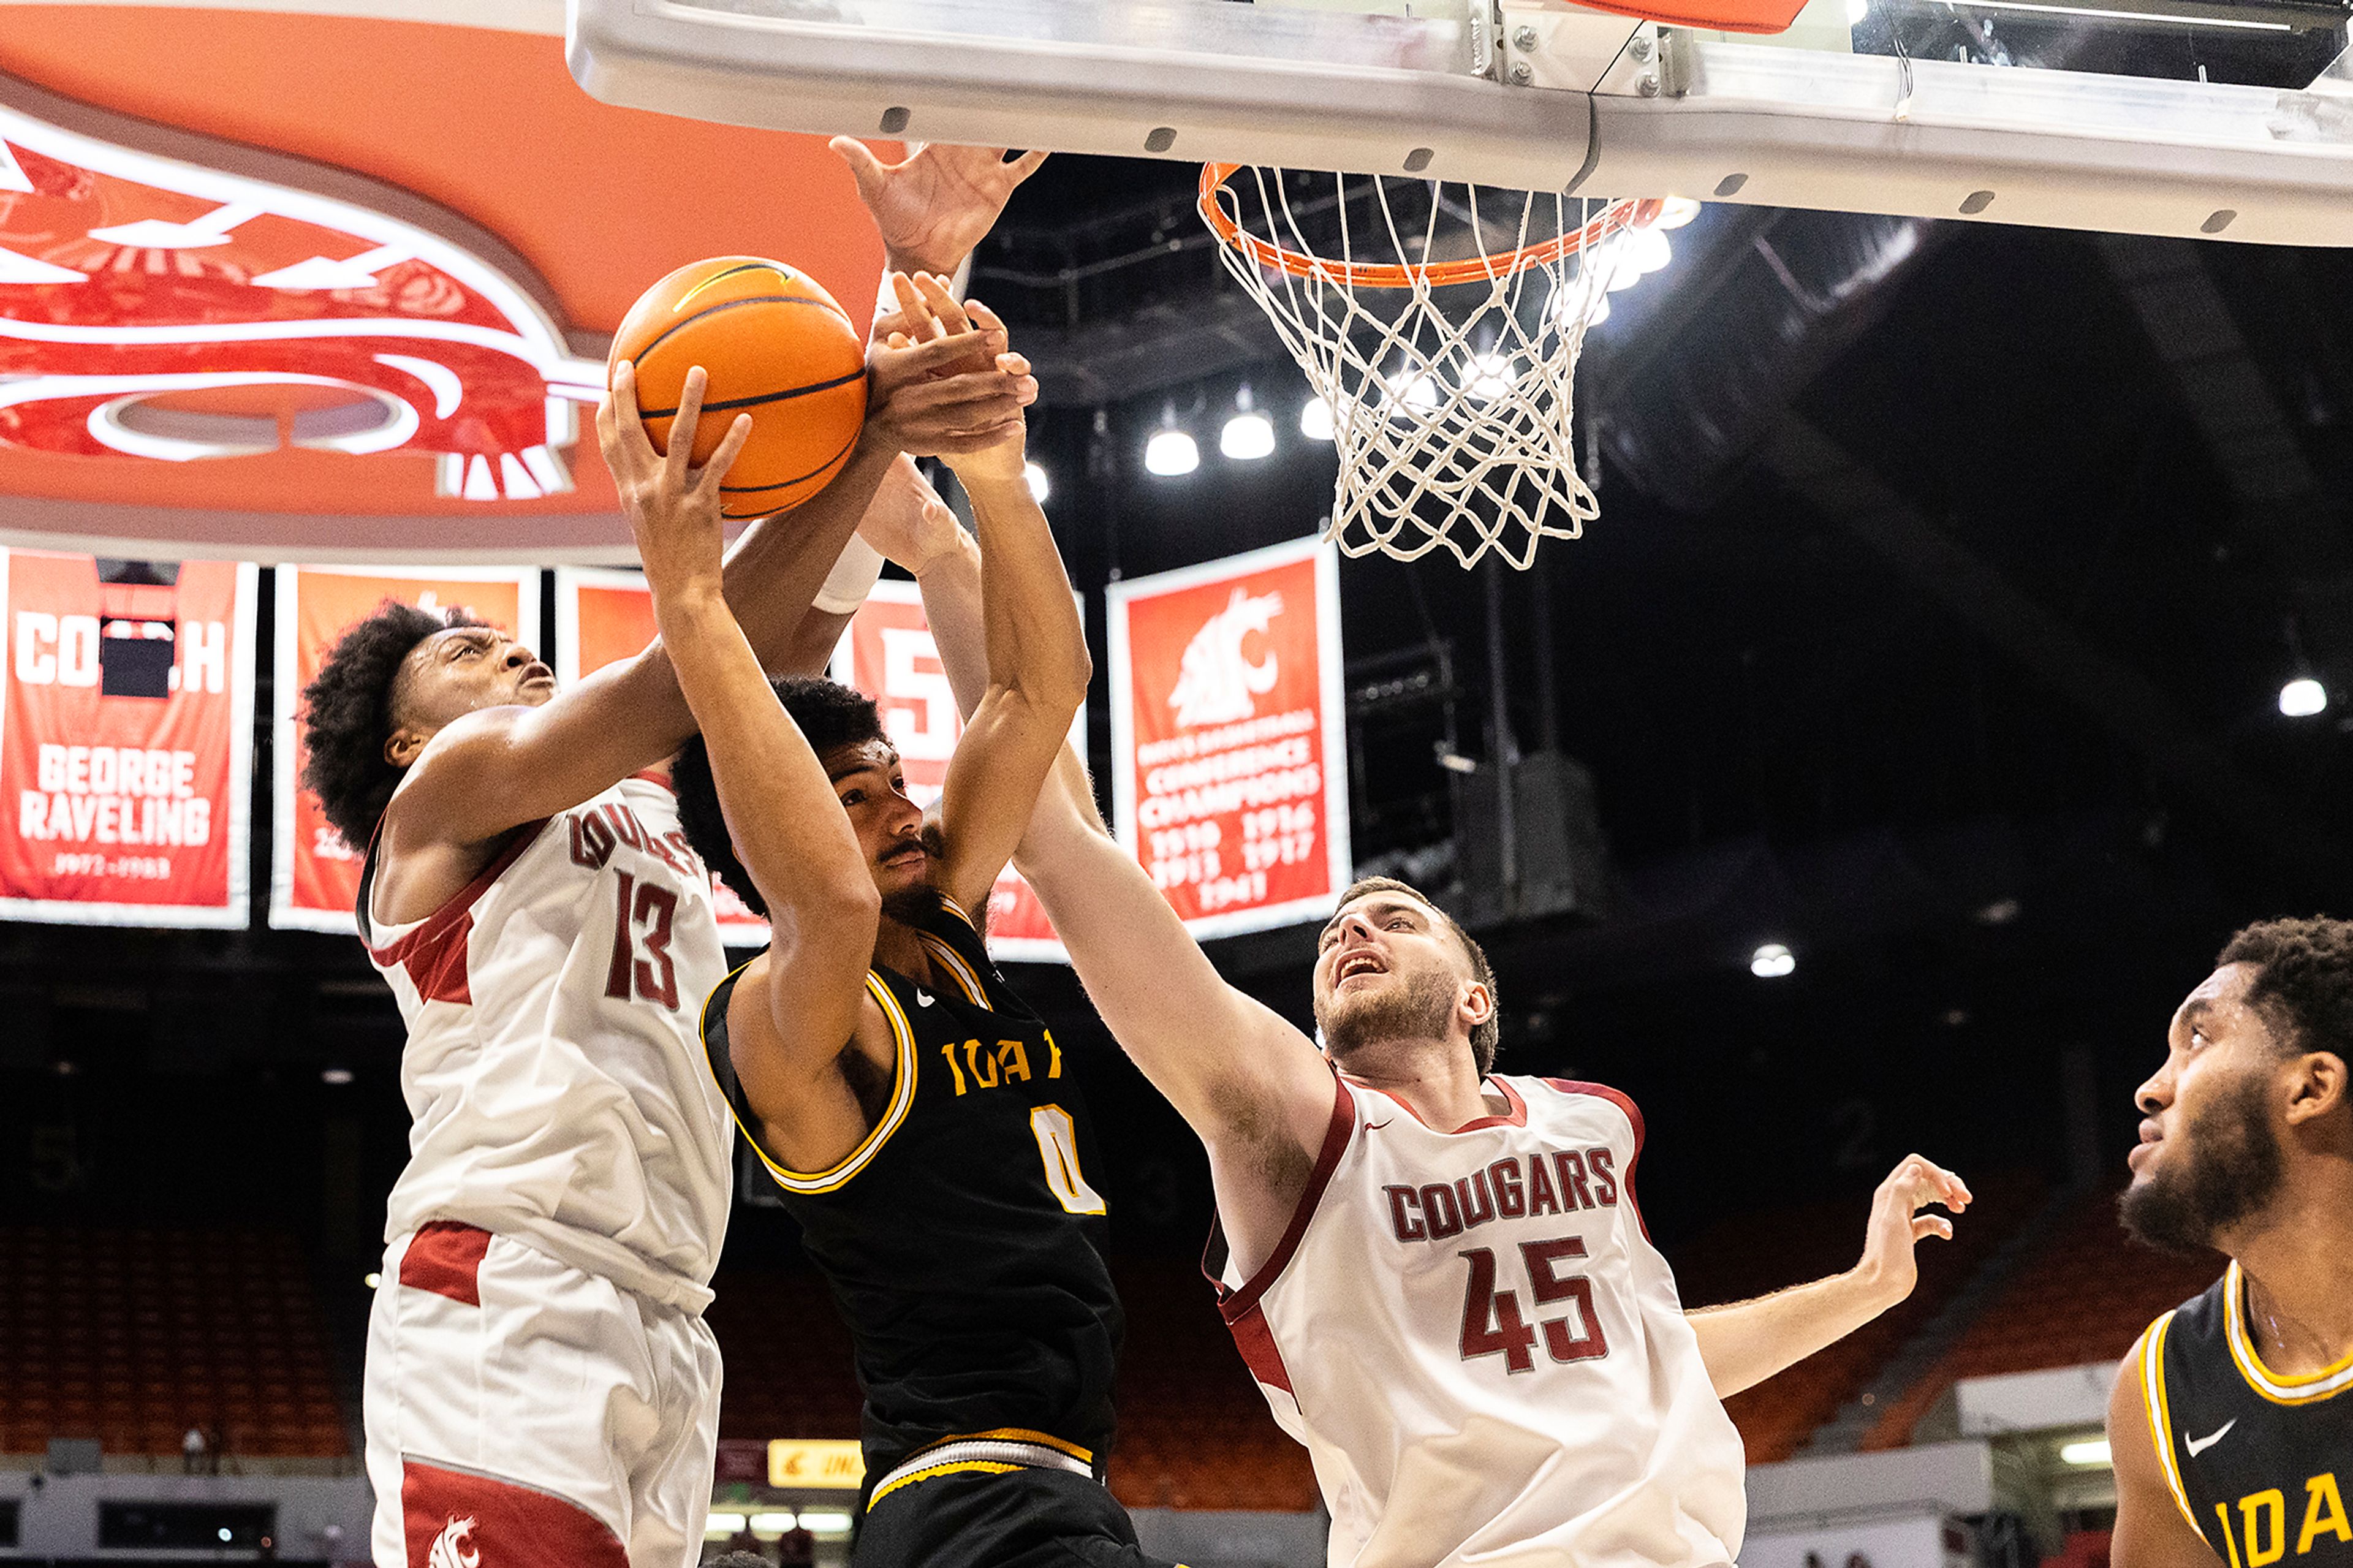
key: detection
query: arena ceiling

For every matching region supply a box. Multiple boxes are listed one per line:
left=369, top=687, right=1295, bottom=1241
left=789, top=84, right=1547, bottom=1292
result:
left=0, top=0, right=882, bottom=561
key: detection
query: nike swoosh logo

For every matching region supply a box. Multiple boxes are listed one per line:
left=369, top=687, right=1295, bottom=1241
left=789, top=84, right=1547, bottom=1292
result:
left=2186, top=1419, right=2235, bottom=1457
left=915, top=991, right=934, bottom=1007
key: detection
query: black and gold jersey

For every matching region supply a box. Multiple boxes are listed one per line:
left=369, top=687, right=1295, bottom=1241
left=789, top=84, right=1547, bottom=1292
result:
left=2136, top=1262, right=2353, bottom=1568
left=701, top=889, right=1123, bottom=1490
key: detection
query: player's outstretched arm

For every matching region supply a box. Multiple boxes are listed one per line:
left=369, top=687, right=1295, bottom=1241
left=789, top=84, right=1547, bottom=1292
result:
left=385, top=311, right=1037, bottom=852
left=1015, top=743, right=1339, bottom=1255
left=2108, top=1337, right=2225, bottom=1568
left=900, top=280, right=1095, bottom=919
left=832, top=137, right=1048, bottom=281
left=620, top=395, right=882, bottom=1165
left=1684, top=1154, right=1971, bottom=1398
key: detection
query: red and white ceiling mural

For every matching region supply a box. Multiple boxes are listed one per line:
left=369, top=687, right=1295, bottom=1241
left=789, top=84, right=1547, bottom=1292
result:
left=0, top=2, right=882, bottom=561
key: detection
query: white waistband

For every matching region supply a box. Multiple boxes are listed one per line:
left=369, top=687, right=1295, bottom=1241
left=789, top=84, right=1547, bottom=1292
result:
left=870, top=1437, right=1095, bottom=1504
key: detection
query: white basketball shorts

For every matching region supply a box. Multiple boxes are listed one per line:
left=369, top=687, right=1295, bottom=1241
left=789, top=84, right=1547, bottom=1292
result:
left=363, top=1222, right=722, bottom=1568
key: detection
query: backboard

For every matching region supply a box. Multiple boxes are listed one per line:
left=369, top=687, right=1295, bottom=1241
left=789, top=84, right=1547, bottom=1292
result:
left=569, top=0, right=2353, bottom=245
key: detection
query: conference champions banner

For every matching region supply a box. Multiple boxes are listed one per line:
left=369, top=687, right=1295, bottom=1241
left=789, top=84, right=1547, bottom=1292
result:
left=553, top=566, right=767, bottom=944
left=270, top=565, right=539, bottom=934
left=0, top=552, right=257, bottom=928
left=833, top=580, right=1070, bottom=964
left=1107, top=536, right=1350, bottom=939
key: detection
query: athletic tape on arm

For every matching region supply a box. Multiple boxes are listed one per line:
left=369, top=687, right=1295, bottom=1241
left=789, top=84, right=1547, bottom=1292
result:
left=813, top=532, right=887, bottom=615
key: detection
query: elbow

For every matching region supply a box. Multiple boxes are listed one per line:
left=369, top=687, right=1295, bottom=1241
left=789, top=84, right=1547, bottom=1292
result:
left=833, top=871, right=883, bottom=937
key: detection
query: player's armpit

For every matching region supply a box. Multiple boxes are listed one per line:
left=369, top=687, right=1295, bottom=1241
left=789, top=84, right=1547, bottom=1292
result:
left=726, top=952, right=889, bottom=1175
left=2109, top=1338, right=2224, bottom=1568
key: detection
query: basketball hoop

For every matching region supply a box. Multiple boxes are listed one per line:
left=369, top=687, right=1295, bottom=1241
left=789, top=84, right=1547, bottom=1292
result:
left=1200, top=164, right=1663, bottom=570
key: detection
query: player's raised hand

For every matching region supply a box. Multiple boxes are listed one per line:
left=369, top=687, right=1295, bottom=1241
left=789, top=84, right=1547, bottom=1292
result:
left=831, top=137, right=1048, bottom=279
left=1854, top=1153, right=1972, bottom=1308
left=597, top=360, right=751, bottom=605
left=864, top=275, right=1036, bottom=458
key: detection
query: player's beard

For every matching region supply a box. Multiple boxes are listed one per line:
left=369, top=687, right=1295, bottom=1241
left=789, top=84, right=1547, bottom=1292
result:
left=1318, top=964, right=1458, bottom=1061
left=2118, top=1070, right=2285, bottom=1256
left=881, top=878, right=940, bottom=927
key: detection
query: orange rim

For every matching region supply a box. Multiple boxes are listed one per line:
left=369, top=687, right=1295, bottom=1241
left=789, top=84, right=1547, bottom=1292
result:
left=1199, top=164, right=1662, bottom=290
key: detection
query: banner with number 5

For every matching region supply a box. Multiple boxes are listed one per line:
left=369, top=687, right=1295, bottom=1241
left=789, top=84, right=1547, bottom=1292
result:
left=832, top=580, right=1073, bottom=965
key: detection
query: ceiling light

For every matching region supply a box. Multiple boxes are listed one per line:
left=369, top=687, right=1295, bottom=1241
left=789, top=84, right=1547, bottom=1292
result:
left=1976, top=897, right=2021, bottom=925
left=1221, top=385, right=1276, bottom=460
left=797, top=1512, right=854, bottom=1536
left=321, top=1067, right=354, bottom=1085
left=1437, top=751, right=1479, bottom=775
left=1846, top=0, right=1869, bottom=20
left=1024, top=461, right=1050, bottom=504
left=1300, top=395, right=1336, bottom=442
left=363, top=1272, right=381, bottom=1290
left=1466, top=353, right=1515, bottom=401
left=749, top=1513, right=796, bottom=1537
left=2059, top=1439, right=2112, bottom=1466
left=2280, top=676, right=2328, bottom=718
left=1143, top=403, right=1198, bottom=477
left=1655, top=197, right=1704, bottom=229
left=1623, top=227, right=1673, bottom=275
left=703, top=1514, right=747, bottom=1540
left=1751, top=942, right=1796, bottom=979
left=1389, top=371, right=1442, bottom=413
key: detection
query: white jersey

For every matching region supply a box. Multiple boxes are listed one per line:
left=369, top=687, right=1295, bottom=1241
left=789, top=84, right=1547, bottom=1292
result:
left=360, top=776, right=734, bottom=1314
left=1214, top=1073, right=1744, bottom=1568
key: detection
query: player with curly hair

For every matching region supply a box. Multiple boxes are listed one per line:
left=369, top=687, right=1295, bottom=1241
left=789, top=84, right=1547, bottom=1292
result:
left=308, top=145, right=1051, bottom=1568
left=2109, top=917, right=2353, bottom=1568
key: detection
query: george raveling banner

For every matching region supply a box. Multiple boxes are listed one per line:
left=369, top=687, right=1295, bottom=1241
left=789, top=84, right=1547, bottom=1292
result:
left=553, top=565, right=768, bottom=945
left=270, top=564, right=539, bottom=934
left=0, top=551, right=256, bottom=928
left=1106, top=534, right=1350, bottom=939
left=831, top=579, right=1073, bottom=964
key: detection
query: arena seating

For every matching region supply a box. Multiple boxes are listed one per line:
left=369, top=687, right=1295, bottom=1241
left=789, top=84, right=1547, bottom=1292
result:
left=710, top=1259, right=1316, bottom=1512
left=1859, top=1186, right=2223, bottom=1450
left=0, top=1227, right=350, bottom=1460
left=1662, top=1170, right=2048, bottom=1463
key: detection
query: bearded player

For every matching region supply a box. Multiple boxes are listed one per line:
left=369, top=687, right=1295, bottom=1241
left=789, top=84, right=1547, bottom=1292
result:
left=987, top=756, right=1967, bottom=1565
left=654, top=280, right=1174, bottom=1567
left=2109, top=918, right=2353, bottom=1568
left=298, top=143, right=1048, bottom=1568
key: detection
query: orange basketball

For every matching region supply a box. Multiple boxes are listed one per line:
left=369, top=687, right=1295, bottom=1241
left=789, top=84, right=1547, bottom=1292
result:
left=609, top=256, right=868, bottom=520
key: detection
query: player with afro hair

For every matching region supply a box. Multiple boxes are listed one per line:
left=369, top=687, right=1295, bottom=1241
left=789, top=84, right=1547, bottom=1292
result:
left=298, top=600, right=483, bottom=852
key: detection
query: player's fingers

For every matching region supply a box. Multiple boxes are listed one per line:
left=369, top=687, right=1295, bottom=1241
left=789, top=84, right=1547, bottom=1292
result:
left=608, top=360, right=642, bottom=432
left=828, top=135, right=887, bottom=192
left=890, top=332, right=1004, bottom=378
left=1912, top=1214, right=1954, bottom=1243
left=915, top=272, right=972, bottom=339
left=887, top=271, right=935, bottom=339
left=667, top=366, right=708, bottom=485
left=1004, top=148, right=1049, bottom=186
left=695, top=413, right=753, bottom=496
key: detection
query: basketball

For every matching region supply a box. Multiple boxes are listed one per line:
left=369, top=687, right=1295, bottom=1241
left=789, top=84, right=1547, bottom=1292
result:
left=608, top=256, right=868, bottom=520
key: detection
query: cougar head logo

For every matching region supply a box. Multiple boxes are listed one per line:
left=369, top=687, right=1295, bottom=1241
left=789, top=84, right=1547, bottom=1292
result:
left=1169, top=586, right=1284, bottom=729
left=427, top=1515, right=480, bottom=1568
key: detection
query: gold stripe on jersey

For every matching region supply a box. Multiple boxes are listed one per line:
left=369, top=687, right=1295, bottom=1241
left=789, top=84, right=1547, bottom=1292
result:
left=869, top=1460, right=1021, bottom=1505
left=707, top=964, right=920, bottom=1197
left=2143, top=1314, right=2207, bottom=1540
left=916, top=1427, right=1096, bottom=1464
left=2222, top=1262, right=2353, bottom=1406
left=918, top=933, right=990, bottom=1007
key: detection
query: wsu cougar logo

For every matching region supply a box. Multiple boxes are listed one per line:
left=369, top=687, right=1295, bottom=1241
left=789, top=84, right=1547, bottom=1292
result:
left=0, top=84, right=600, bottom=499
left=1169, top=586, right=1284, bottom=729
left=426, top=1515, right=480, bottom=1568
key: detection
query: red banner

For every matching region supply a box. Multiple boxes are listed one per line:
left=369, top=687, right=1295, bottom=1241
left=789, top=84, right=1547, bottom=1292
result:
left=1107, top=537, right=1349, bottom=938
left=833, top=581, right=1069, bottom=964
left=0, top=552, right=255, bottom=926
left=270, top=565, right=538, bottom=933
left=553, top=566, right=767, bottom=944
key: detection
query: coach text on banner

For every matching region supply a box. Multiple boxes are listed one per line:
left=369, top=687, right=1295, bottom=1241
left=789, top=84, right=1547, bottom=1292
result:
left=553, top=566, right=768, bottom=944
left=0, top=553, right=256, bottom=928
left=270, top=565, right=539, bottom=934
left=1106, top=536, right=1350, bottom=940
left=832, top=580, right=1072, bottom=964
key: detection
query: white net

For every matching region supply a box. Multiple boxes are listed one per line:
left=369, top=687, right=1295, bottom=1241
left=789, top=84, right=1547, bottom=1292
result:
left=1200, top=166, right=1658, bottom=570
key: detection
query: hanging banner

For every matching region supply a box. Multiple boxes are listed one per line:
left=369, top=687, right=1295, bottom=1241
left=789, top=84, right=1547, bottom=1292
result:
left=1106, top=536, right=1349, bottom=939
left=271, top=564, right=538, bottom=933
left=0, top=552, right=256, bottom=928
left=833, top=580, right=1071, bottom=964
left=553, top=565, right=767, bottom=944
